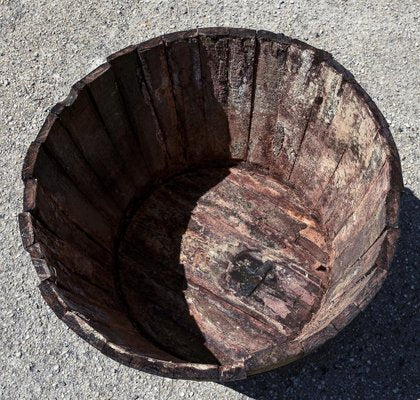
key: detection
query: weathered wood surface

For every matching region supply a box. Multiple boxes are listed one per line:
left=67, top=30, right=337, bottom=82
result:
left=108, top=47, right=168, bottom=176
left=19, top=27, right=402, bottom=381
left=137, top=39, right=186, bottom=169
left=164, top=30, right=212, bottom=164
left=117, top=166, right=331, bottom=364
left=85, top=63, right=151, bottom=191
left=57, top=82, right=137, bottom=209
left=225, top=29, right=256, bottom=159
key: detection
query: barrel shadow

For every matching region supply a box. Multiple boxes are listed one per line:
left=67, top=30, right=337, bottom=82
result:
left=115, top=167, right=234, bottom=364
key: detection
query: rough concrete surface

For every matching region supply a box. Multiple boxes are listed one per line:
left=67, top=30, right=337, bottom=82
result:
left=0, top=1, right=419, bottom=399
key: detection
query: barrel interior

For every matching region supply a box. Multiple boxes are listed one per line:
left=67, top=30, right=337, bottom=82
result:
left=20, top=28, right=401, bottom=380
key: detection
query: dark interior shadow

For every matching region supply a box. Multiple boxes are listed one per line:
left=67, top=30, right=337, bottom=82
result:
left=115, top=166, right=234, bottom=364
left=111, top=40, right=236, bottom=365
left=224, top=188, right=420, bottom=399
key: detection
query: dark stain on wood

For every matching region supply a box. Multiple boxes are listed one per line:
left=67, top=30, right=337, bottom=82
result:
left=229, top=250, right=274, bottom=297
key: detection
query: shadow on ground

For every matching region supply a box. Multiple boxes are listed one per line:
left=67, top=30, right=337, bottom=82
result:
left=224, top=188, right=419, bottom=400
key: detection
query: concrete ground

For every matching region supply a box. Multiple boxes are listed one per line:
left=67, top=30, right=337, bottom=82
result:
left=0, top=1, right=418, bottom=399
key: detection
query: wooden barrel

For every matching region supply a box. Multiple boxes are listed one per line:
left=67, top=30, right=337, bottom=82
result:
left=19, top=28, right=403, bottom=381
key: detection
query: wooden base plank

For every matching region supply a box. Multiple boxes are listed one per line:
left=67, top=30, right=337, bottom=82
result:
left=116, top=165, right=329, bottom=363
